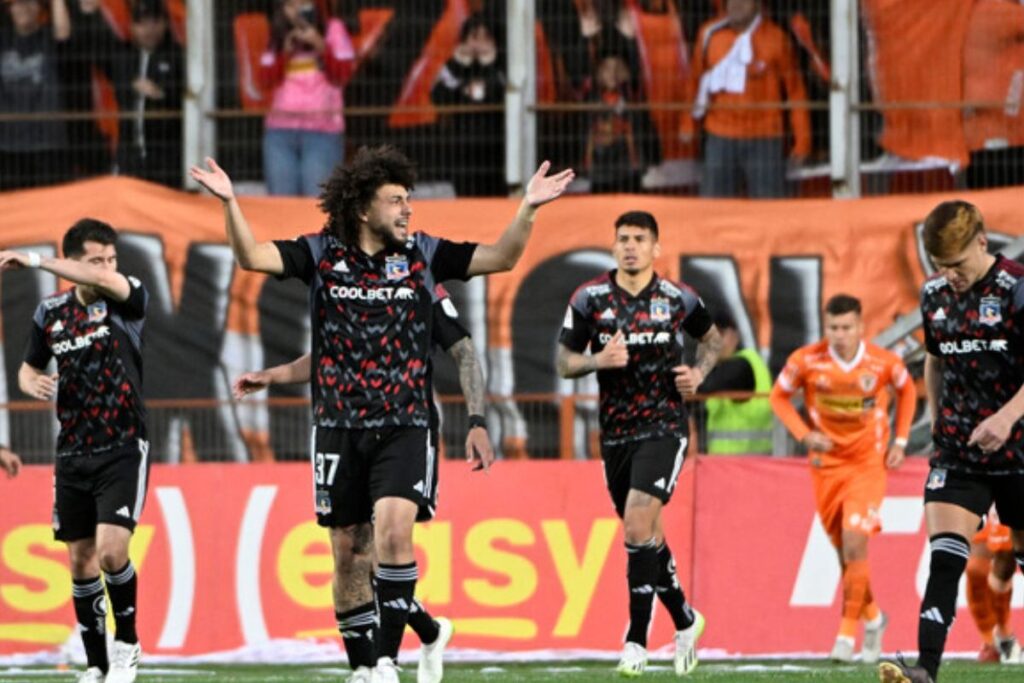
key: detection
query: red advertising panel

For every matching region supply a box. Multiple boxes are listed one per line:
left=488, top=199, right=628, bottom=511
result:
left=0, top=458, right=1013, bottom=657
left=0, top=461, right=694, bottom=656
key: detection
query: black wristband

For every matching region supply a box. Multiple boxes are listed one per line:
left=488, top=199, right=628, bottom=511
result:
left=468, top=414, right=487, bottom=430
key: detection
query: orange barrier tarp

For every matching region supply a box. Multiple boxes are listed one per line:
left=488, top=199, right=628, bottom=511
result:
left=3, top=177, right=1023, bottom=345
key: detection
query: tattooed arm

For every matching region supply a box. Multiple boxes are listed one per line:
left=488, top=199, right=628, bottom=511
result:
left=674, top=325, right=723, bottom=397
left=448, top=337, right=495, bottom=471
left=449, top=337, right=486, bottom=416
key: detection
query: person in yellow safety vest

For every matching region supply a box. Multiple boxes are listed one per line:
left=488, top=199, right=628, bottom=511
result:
left=702, top=310, right=774, bottom=454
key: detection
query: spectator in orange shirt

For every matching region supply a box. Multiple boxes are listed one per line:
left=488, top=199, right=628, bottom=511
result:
left=684, top=0, right=810, bottom=198
left=963, top=0, right=1024, bottom=190
left=770, top=294, right=916, bottom=664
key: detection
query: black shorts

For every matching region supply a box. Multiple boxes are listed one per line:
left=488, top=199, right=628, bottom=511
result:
left=601, top=434, right=688, bottom=518
left=417, top=426, right=440, bottom=523
left=923, top=467, right=1024, bottom=529
left=53, top=439, right=151, bottom=542
left=312, top=426, right=436, bottom=528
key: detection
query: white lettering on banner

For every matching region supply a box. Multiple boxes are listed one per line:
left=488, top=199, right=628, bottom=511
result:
left=790, top=497, right=923, bottom=606
left=938, top=339, right=1008, bottom=354
left=236, top=486, right=278, bottom=644
left=328, top=286, right=415, bottom=302
left=790, top=496, right=1024, bottom=609
left=597, top=331, right=671, bottom=346
left=50, top=326, right=110, bottom=355
left=154, top=487, right=195, bottom=649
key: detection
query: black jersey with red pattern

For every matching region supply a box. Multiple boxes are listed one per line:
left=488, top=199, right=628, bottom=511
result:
left=559, top=270, right=712, bottom=446
left=24, top=279, right=148, bottom=456
left=275, top=230, right=476, bottom=429
left=922, top=255, right=1024, bottom=474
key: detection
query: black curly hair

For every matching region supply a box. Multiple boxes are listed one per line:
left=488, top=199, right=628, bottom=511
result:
left=318, top=145, right=417, bottom=245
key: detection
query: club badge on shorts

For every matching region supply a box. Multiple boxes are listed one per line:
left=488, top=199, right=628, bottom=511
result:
left=650, top=297, right=670, bottom=322
left=385, top=255, right=410, bottom=281
left=925, top=468, right=947, bottom=491
left=315, top=489, right=332, bottom=515
left=979, top=297, right=1002, bottom=326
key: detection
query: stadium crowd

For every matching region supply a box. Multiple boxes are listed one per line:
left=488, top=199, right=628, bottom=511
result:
left=1, top=0, right=1023, bottom=197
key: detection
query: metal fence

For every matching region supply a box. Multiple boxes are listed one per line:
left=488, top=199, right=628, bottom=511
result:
left=1, top=1, right=1020, bottom=198
left=3, top=388, right=934, bottom=465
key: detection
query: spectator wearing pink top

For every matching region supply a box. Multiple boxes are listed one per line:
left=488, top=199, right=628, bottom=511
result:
left=259, top=0, right=354, bottom=196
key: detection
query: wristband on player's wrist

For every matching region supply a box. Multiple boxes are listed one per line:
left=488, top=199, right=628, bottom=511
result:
left=468, top=414, right=487, bottom=431
left=27, top=252, right=41, bottom=268
left=893, top=437, right=908, bottom=448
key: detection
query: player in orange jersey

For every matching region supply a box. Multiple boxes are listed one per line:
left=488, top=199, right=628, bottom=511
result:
left=966, top=505, right=1021, bottom=664
left=770, top=294, right=917, bottom=664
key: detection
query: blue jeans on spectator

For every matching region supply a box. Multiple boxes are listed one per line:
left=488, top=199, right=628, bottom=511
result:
left=263, top=128, right=344, bottom=197
left=700, top=133, right=786, bottom=199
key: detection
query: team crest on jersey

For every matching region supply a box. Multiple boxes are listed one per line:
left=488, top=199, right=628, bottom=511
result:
left=925, top=468, right=947, bottom=491
left=87, top=301, right=107, bottom=323
left=650, top=297, right=670, bottom=322
left=859, top=372, right=878, bottom=392
left=385, top=255, right=409, bottom=281
left=979, top=297, right=1002, bottom=326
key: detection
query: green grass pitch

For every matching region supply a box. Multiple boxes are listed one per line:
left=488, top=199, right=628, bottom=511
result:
left=4, top=660, right=1023, bottom=681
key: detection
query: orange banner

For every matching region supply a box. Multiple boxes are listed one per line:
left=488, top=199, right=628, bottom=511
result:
left=3, top=179, right=1024, bottom=461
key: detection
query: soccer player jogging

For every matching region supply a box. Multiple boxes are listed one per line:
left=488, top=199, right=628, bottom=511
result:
left=191, top=146, right=572, bottom=683
left=770, top=294, right=916, bottom=664
left=879, top=201, right=1024, bottom=683
left=234, top=287, right=488, bottom=683
left=965, top=507, right=1020, bottom=664
left=0, top=220, right=150, bottom=683
left=556, top=211, right=721, bottom=677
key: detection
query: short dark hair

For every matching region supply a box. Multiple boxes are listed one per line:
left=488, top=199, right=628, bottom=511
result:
left=319, top=145, right=417, bottom=245
left=62, top=219, right=118, bottom=258
left=614, top=210, right=658, bottom=239
left=713, top=309, right=737, bottom=331
left=824, top=293, right=862, bottom=317
left=459, top=12, right=493, bottom=42
left=132, top=0, right=167, bottom=21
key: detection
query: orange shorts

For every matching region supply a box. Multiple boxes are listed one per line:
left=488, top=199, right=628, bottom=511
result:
left=972, top=516, right=1012, bottom=553
left=811, top=465, right=886, bottom=548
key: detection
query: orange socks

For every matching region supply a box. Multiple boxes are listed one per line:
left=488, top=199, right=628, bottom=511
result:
left=861, top=583, right=881, bottom=622
left=840, top=559, right=871, bottom=638
left=990, top=574, right=1013, bottom=636
left=966, top=555, right=996, bottom=644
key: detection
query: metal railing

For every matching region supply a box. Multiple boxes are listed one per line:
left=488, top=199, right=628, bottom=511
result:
left=2, top=389, right=931, bottom=465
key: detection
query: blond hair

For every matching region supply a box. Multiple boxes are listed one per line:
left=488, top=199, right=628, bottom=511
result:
left=922, top=200, right=984, bottom=259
